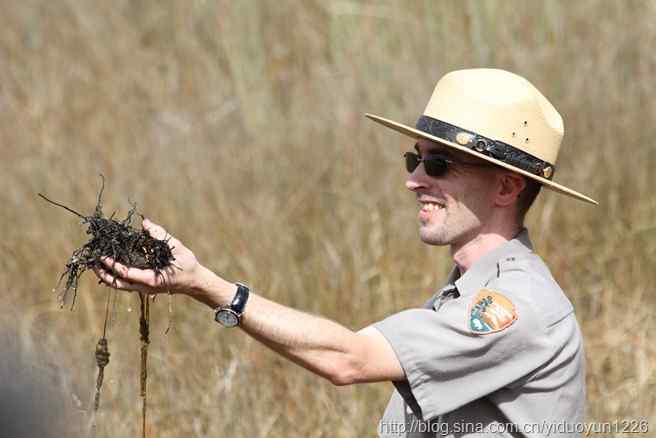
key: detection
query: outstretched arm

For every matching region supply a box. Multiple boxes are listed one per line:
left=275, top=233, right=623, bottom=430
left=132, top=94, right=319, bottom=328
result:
left=94, top=219, right=404, bottom=386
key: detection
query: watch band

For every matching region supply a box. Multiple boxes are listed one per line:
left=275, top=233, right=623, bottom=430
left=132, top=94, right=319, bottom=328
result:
left=230, top=282, right=250, bottom=315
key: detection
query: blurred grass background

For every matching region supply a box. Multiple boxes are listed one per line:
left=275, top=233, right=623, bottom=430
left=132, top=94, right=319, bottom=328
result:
left=1, top=0, right=655, bottom=436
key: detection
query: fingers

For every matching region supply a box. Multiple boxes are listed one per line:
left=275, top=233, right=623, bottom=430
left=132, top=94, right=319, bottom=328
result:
left=143, top=218, right=169, bottom=240
left=100, top=257, right=166, bottom=288
left=93, top=266, right=147, bottom=293
left=100, top=256, right=125, bottom=275
left=142, top=218, right=183, bottom=253
left=98, top=217, right=180, bottom=291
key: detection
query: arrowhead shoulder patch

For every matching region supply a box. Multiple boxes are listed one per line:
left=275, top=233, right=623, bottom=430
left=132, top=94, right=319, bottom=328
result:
left=468, top=289, right=518, bottom=334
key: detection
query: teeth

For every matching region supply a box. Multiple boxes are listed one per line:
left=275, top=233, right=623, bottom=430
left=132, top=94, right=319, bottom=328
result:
left=421, top=202, right=444, bottom=211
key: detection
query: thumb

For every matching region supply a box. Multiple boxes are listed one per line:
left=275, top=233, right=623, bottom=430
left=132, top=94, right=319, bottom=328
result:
left=142, top=218, right=169, bottom=240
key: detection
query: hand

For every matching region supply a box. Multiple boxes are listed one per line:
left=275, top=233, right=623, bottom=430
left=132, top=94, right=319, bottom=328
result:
left=93, top=218, right=202, bottom=295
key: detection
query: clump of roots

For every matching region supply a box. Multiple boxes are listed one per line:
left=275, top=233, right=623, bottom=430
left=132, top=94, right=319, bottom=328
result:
left=40, top=176, right=174, bottom=438
left=39, top=176, right=174, bottom=309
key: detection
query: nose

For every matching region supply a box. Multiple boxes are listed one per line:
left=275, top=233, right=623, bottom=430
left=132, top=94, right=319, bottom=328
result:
left=405, top=163, right=430, bottom=192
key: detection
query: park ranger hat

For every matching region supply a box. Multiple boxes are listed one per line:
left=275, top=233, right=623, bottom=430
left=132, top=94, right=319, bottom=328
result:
left=366, top=68, right=598, bottom=205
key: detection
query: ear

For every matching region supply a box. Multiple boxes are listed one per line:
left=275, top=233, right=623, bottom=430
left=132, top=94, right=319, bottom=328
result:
left=495, top=172, right=526, bottom=207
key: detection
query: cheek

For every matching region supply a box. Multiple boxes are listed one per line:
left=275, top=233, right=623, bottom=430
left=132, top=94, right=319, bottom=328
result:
left=459, top=177, right=497, bottom=212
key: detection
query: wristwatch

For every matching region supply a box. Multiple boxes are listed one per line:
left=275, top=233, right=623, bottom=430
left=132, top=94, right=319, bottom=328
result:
left=214, top=282, right=250, bottom=328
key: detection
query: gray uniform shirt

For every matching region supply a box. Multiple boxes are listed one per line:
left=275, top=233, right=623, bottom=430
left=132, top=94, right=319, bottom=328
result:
left=373, top=229, right=585, bottom=438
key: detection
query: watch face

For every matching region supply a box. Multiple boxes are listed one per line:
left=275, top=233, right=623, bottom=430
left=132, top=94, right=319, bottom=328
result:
left=216, top=309, right=239, bottom=327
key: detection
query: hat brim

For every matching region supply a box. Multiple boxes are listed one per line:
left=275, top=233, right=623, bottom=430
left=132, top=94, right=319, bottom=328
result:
left=366, top=113, right=598, bottom=206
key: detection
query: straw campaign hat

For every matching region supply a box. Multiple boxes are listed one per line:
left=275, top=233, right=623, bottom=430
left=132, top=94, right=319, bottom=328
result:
left=366, top=68, right=598, bottom=205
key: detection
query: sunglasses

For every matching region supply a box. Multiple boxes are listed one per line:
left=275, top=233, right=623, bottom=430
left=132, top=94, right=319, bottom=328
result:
left=404, top=151, right=494, bottom=177
left=404, top=152, right=456, bottom=177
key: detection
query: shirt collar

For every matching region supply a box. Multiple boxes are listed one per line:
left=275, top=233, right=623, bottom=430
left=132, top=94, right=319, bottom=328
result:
left=451, top=228, right=534, bottom=298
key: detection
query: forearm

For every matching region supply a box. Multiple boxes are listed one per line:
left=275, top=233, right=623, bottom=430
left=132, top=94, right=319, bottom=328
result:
left=95, top=222, right=404, bottom=383
left=190, top=266, right=365, bottom=385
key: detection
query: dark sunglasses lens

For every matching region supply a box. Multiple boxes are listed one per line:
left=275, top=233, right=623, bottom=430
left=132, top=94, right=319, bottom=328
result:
left=424, top=157, right=448, bottom=177
left=404, top=152, right=420, bottom=173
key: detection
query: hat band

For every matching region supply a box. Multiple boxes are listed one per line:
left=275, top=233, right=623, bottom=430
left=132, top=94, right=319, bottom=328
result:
left=415, top=116, right=556, bottom=180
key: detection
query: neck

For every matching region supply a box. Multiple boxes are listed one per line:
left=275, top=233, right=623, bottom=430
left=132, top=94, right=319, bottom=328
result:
left=451, top=223, right=521, bottom=274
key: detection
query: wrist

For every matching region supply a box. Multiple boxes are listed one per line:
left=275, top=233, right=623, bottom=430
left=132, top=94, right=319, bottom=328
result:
left=188, top=265, right=237, bottom=308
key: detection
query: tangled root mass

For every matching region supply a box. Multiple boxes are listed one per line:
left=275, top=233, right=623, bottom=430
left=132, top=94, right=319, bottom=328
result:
left=39, top=176, right=174, bottom=308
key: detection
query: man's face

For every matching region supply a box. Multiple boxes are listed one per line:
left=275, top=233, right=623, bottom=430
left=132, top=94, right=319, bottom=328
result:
left=406, top=139, right=497, bottom=248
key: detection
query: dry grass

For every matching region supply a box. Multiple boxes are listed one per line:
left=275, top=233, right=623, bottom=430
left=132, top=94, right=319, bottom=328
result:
left=1, top=0, right=654, bottom=436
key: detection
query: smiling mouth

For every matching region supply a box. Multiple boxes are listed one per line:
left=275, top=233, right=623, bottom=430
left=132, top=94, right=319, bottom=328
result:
left=419, top=201, right=446, bottom=212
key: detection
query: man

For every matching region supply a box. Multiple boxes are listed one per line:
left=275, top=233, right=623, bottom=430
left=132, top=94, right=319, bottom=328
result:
left=95, top=69, right=597, bottom=437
